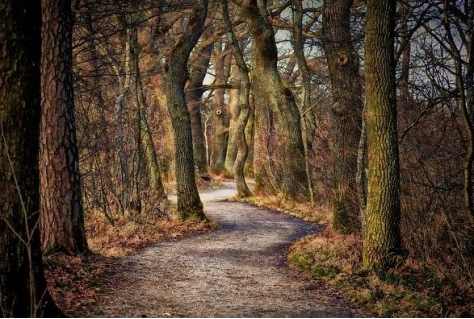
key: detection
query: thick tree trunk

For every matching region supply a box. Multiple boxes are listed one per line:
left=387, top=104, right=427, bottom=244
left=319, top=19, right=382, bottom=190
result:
left=40, top=0, right=89, bottom=254
left=242, top=0, right=308, bottom=200
left=0, top=0, right=64, bottom=316
left=322, top=0, right=363, bottom=234
left=363, top=0, right=403, bottom=270
left=165, top=1, right=208, bottom=220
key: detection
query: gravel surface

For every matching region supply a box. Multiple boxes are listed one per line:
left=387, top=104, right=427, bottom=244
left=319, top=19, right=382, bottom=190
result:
left=86, top=183, right=366, bottom=317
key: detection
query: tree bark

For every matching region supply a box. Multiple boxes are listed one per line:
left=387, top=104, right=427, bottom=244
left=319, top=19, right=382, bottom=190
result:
left=292, top=0, right=315, bottom=205
left=40, top=0, right=89, bottom=254
left=363, top=0, right=403, bottom=270
left=0, top=0, right=64, bottom=315
left=322, top=0, right=363, bottom=234
left=165, top=1, right=208, bottom=220
left=187, top=27, right=214, bottom=172
left=210, top=43, right=232, bottom=175
left=134, top=46, right=167, bottom=201
left=222, top=0, right=252, bottom=197
left=224, top=64, right=242, bottom=176
left=242, top=0, right=308, bottom=200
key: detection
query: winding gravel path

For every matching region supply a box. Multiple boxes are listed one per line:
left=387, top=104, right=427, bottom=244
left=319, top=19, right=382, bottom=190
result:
left=89, top=183, right=364, bottom=317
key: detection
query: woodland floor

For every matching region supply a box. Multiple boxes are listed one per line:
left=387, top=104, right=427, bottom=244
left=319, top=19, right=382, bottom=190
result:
left=51, top=182, right=369, bottom=317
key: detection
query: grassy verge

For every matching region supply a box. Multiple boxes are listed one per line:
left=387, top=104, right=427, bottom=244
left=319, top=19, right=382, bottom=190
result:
left=244, top=194, right=474, bottom=318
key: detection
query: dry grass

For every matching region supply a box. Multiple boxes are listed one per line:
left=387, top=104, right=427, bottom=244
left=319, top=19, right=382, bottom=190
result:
left=249, top=195, right=474, bottom=318
left=86, top=208, right=216, bottom=257
left=44, top=196, right=217, bottom=315
left=239, top=193, right=333, bottom=225
left=289, top=237, right=474, bottom=317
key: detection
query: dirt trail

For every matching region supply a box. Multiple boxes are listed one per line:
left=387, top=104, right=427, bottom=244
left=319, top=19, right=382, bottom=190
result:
left=87, top=183, right=364, bottom=317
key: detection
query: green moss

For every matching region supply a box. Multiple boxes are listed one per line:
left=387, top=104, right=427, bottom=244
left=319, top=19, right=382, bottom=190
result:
left=289, top=251, right=315, bottom=271
left=309, top=265, right=341, bottom=278
left=380, top=302, right=399, bottom=317
left=332, top=199, right=358, bottom=235
left=175, top=209, right=208, bottom=222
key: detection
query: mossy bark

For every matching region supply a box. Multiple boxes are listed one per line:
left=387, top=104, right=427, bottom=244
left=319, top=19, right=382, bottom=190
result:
left=242, top=0, right=308, bottom=200
left=363, top=0, right=403, bottom=270
left=165, top=1, right=208, bottom=221
left=321, top=0, right=363, bottom=234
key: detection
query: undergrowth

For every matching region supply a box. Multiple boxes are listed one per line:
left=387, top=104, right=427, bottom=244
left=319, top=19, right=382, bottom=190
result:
left=44, top=193, right=217, bottom=316
left=248, top=195, right=474, bottom=318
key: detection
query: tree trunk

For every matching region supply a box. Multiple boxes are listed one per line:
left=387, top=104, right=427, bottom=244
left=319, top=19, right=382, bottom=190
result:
left=224, top=65, right=242, bottom=176
left=242, top=0, right=308, bottom=200
left=187, top=27, right=214, bottom=172
left=363, top=0, right=403, bottom=270
left=40, top=0, right=89, bottom=254
left=210, top=43, right=232, bottom=175
left=134, top=48, right=167, bottom=201
left=165, top=1, right=208, bottom=221
left=0, top=0, right=64, bottom=315
left=322, top=0, right=363, bottom=234
left=292, top=0, right=315, bottom=205
left=222, top=0, right=252, bottom=197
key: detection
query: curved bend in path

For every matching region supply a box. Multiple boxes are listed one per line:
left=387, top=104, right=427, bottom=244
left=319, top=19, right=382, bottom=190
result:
left=90, top=183, right=364, bottom=317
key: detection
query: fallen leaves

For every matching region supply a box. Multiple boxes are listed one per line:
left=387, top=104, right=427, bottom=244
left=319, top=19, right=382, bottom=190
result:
left=44, top=202, right=217, bottom=316
left=44, top=253, right=109, bottom=316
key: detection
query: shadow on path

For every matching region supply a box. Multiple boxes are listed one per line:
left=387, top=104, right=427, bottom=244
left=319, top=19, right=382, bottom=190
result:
left=89, top=183, right=364, bottom=317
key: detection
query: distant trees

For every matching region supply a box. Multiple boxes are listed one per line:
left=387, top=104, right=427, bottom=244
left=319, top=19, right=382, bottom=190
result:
left=187, top=25, right=214, bottom=173
left=73, top=0, right=168, bottom=218
left=434, top=0, right=474, bottom=221
left=0, top=0, right=63, bottom=316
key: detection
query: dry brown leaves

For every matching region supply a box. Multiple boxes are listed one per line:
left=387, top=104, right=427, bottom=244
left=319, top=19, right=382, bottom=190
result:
left=44, top=203, right=217, bottom=316
left=44, top=253, right=109, bottom=316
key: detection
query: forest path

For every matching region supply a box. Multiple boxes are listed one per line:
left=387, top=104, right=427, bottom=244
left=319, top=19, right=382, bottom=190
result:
left=88, top=182, right=364, bottom=317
